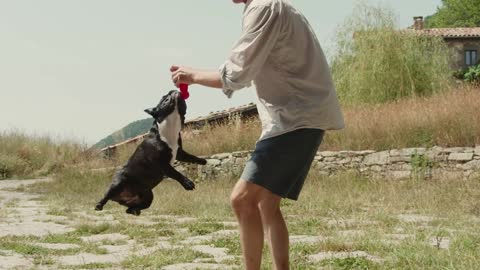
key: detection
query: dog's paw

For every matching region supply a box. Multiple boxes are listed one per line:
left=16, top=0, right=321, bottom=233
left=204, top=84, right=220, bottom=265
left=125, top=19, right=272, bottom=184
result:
left=94, top=204, right=103, bottom=211
left=126, top=208, right=141, bottom=216
left=198, top=158, right=207, bottom=165
left=182, top=180, right=195, bottom=191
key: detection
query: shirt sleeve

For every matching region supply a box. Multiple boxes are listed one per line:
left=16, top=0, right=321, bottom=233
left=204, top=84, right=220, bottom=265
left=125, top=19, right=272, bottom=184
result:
left=219, top=4, right=282, bottom=98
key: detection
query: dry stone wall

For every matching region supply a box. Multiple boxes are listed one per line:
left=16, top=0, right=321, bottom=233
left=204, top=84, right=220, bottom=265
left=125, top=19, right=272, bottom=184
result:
left=176, top=146, right=480, bottom=181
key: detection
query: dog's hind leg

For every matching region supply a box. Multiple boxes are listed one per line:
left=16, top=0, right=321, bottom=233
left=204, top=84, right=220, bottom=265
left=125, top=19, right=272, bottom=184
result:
left=126, top=190, right=153, bottom=216
left=138, top=190, right=154, bottom=209
left=160, top=164, right=195, bottom=190
left=95, top=182, right=123, bottom=211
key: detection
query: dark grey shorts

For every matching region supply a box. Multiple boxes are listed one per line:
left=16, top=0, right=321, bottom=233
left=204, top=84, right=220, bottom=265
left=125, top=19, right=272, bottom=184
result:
left=240, top=128, right=325, bottom=200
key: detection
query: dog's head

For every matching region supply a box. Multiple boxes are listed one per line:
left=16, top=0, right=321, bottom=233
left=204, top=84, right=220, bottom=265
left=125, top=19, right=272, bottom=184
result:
left=144, top=90, right=187, bottom=125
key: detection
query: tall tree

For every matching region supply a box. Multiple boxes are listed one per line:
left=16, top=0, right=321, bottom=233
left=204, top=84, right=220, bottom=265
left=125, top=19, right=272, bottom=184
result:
left=425, top=0, right=480, bottom=28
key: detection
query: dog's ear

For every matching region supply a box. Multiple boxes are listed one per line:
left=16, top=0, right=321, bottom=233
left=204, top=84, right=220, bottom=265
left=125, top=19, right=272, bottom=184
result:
left=144, top=108, right=156, bottom=116
left=145, top=108, right=168, bottom=123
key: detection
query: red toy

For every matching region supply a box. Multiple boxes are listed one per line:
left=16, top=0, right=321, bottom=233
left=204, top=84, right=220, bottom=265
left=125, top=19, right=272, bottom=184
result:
left=179, top=84, right=190, bottom=100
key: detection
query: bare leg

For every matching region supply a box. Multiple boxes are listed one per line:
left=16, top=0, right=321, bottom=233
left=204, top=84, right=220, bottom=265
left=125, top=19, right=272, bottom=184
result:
left=230, top=180, right=265, bottom=270
left=258, top=195, right=289, bottom=270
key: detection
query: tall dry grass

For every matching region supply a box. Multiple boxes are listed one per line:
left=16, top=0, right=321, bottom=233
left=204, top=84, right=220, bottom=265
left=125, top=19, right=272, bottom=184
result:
left=0, top=131, right=90, bottom=179
left=182, top=115, right=260, bottom=156
left=182, top=86, right=480, bottom=155
left=0, top=131, right=121, bottom=179
left=325, top=86, right=480, bottom=150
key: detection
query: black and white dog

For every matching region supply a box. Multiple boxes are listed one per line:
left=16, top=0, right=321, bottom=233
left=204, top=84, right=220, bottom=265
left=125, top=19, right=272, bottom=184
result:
left=95, top=90, right=207, bottom=216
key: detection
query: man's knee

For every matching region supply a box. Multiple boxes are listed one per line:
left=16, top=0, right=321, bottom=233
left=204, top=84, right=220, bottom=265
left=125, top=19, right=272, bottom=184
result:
left=230, top=193, right=253, bottom=213
left=230, top=179, right=260, bottom=214
left=258, top=197, right=282, bottom=218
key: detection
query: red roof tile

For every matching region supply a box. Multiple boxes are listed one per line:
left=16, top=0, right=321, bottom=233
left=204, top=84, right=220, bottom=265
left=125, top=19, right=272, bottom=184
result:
left=413, top=27, right=480, bottom=38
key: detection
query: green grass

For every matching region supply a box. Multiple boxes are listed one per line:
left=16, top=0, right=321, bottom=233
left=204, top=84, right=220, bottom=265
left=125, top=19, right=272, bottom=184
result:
left=60, top=263, right=115, bottom=269
left=121, top=248, right=213, bottom=269
left=322, top=257, right=379, bottom=270
left=187, top=221, right=226, bottom=235
left=209, top=235, right=242, bottom=255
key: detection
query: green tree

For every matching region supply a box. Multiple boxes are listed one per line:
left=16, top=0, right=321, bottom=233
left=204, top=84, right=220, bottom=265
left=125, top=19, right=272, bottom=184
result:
left=425, top=0, right=480, bottom=28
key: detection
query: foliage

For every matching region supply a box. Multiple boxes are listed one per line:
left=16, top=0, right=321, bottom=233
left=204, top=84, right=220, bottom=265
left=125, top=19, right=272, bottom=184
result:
left=425, top=0, right=480, bottom=28
left=464, top=65, right=480, bottom=83
left=411, top=152, right=434, bottom=181
left=454, top=65, right=480, bottom=84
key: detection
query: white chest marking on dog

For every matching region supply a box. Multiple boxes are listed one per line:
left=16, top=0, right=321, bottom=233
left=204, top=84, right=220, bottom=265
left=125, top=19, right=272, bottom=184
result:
left=157, top=106, right=181, bottom=165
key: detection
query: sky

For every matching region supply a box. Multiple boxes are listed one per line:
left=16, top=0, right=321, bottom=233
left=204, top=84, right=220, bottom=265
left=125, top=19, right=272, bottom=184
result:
left=0, top=0, right=442, bottom=145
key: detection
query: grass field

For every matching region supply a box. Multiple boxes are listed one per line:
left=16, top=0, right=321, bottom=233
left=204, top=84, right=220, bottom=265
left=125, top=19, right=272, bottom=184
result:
left=0, top=168, right=473, bottom=269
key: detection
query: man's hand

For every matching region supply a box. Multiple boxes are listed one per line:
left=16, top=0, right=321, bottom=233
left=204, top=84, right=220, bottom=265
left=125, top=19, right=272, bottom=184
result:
left=170, top=65, right=197, bottom=87
left=170, top=65, right=223, bottom=89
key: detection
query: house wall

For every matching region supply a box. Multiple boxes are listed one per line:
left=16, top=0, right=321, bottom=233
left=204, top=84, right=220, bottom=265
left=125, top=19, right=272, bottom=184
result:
left=445, top=38, right=480, bottom=69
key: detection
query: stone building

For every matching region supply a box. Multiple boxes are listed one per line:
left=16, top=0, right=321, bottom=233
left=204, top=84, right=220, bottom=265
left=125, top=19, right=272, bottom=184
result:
left=412, top=16, right=480, bottom=69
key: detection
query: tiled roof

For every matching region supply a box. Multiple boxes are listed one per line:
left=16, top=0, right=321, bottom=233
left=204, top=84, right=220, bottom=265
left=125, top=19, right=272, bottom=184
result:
left=185, top=103, right=257, bottom=126
left=413, top=27, right=480, bottom=38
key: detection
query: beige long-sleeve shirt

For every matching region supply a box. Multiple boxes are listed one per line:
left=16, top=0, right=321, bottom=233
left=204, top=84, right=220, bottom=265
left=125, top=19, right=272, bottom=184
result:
left=219, top=0, right=345, bottom=141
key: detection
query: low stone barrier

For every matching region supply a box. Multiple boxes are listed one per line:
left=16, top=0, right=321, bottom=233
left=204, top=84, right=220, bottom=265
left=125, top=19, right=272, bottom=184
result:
left=176, top=146, right=480, bottom=181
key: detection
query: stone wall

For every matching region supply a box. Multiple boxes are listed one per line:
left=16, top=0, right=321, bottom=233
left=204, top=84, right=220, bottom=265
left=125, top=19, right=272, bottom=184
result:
left=176, top=146, right=480, bottom=181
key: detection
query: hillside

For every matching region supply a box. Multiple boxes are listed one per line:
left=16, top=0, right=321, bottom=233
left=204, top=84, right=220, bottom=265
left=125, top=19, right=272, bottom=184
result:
left=93, top=118, right=153, bottom=149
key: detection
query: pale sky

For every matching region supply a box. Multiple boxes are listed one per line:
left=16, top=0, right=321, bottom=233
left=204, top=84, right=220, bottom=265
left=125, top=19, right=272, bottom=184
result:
left=0, top=0, right=442, bottom=145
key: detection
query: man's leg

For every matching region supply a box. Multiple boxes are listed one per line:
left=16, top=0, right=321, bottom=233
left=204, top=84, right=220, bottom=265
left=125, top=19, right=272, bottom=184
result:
left=230, top=180, right=265, bottom=270
left=258, top=192, right=289, bottom=270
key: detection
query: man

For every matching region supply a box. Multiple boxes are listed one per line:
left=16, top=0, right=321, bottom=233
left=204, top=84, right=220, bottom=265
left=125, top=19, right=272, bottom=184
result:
left=170, top=0, right=344, bottom=269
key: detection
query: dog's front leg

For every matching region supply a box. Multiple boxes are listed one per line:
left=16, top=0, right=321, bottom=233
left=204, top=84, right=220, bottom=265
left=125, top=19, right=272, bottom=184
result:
left=176, top=136, right=207, bottom=165
left=160, top=164, right=195, bottom=190
left=176, top=148, right=207, bottom=165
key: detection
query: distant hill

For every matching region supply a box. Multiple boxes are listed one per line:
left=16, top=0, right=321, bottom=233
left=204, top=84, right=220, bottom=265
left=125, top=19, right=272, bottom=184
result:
left=93, top=118, right=153, bottom=149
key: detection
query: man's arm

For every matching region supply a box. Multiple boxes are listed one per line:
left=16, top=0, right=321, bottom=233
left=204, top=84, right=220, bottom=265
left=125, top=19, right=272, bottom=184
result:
left=170, top=4, right=281, bottom=96
left=170, top=65, right=222, bottom=89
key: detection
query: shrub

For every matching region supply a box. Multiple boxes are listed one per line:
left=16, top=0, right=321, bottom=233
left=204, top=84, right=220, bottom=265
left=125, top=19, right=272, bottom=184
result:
left=331, top=3, right=453, bottom=104
left=0, top=154, right=29, bottom=179
left=464, top=65, right=480, bottom=83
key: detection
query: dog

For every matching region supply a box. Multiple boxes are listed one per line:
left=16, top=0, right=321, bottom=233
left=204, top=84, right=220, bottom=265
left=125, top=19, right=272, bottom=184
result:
left=94, top=90, right=207, bottom=216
